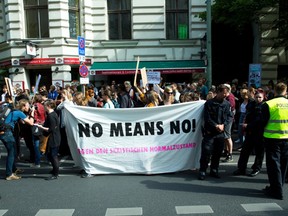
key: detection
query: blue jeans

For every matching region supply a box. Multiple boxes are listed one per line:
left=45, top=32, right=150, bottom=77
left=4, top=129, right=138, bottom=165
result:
left=238, top=112, right=246, bottom=144
left=32, top=135, right=41, bottom=165
left=0, top=130, right=17, bottom=177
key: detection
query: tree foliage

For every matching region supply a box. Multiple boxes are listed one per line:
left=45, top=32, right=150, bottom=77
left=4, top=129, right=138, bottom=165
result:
left=199, top=0, right=288, bottom=49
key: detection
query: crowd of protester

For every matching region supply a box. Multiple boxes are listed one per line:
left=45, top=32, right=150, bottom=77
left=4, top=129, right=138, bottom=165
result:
left=0, top=77, right=287, bottom=199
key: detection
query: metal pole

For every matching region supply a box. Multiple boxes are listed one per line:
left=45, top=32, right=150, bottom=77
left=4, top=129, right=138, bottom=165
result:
left=206, top=0, right=212, bottom=88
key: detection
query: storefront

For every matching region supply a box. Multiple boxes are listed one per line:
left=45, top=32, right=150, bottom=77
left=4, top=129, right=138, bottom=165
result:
left=89, top=60, right=206, bottom=84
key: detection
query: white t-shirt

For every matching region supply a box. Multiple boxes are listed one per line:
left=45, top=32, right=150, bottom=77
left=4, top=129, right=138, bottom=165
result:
left=1, top=92, right=6, bottom=102
left=103, top=100, right=115, bottom=109
left=240, top=102, right=247, bottom=113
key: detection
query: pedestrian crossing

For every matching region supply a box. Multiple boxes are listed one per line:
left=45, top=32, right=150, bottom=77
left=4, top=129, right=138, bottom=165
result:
left=0, top=203, right=284, bottom=215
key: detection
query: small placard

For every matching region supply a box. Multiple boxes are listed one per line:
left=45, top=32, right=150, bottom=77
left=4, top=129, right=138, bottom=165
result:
left=80, top=77, right=89, bottom=84
left=147, top=71, right=161, bottom=84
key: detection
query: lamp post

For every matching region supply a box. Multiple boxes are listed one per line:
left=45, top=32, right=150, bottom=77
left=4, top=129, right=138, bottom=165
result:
left=206, top=0, right=212, bottom=89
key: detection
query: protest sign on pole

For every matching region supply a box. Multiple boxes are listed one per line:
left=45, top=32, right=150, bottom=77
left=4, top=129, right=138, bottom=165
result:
left=133, top=56, right=140, bottom=86
left=4, top=77, right=14, bottom=97
left=34, top=74, right=41, bottom=94
left=140, top=67, right=148, bottom=88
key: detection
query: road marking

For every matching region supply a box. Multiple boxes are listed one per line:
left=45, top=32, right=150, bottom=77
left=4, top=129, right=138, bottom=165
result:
left=0, top=210, right=8, bottom=216
left=241, top=203, right=283, bottom=212
left=105, top=207, right=143, bottom=216
left=175, top=205, right=214, bottom=214
left=35, top=209, right=75, bottom=216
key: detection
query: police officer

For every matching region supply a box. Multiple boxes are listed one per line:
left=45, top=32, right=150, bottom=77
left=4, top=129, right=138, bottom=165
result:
left=198, top=84, right=233, bottom=180
left=262, top=82, right=288, bottom=200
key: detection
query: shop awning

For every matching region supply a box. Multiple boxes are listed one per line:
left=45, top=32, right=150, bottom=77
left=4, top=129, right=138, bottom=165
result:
left=90, top=60, right=206, bottom=75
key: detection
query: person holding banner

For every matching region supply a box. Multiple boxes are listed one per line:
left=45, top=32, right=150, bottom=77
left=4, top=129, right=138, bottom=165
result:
left=159, top=86, right=178, bottom=106
left=102, top=90, right=115, bottom=109
left=134, top=85, right=159, bottom=107
left=118, top=84, right=134, bottom=108
left=198, top=84, right=233, bottom=180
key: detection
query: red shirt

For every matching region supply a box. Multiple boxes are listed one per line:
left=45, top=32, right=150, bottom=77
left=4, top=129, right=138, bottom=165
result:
left=34, top=102, right=46, bottom=124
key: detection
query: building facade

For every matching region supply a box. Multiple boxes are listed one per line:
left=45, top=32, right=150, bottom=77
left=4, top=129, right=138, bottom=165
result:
left=258, top=2, right=288, bottom=84
left=0, top=0, right=208, bottom=91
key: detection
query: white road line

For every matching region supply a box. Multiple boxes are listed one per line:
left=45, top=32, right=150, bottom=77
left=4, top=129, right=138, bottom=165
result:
left=0, top=210, right=8, bottom=216
left=35, top=209, right=75, bottom=216
left=175, top=205, right=214, bottom=214
left=105, top=207, right=143, bottom=216
left=241, top=203, right=283, bottom=212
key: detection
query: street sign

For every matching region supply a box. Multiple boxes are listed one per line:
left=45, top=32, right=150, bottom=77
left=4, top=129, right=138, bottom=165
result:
left=249, top=64, right=262, bottom=88
left=80, top=77, right=89, bottom=84
left=79, top=63, right=89, bottom=78
left=78, top=36, right=85, bottom=62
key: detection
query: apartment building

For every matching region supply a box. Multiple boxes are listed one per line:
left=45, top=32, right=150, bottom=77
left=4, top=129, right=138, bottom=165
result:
left=0, top=0, right=207, bottom=90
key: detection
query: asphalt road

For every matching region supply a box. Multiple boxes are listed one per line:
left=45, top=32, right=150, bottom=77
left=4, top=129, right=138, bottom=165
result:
left=0, top=140, right=288, bottom=216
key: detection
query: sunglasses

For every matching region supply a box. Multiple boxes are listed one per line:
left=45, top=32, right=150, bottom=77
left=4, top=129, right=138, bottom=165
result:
left=166, top=92, right=173, bottom=94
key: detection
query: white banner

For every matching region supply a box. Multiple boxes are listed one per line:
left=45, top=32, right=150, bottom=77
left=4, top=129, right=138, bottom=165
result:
left=63, top=101, right=205, bottom=174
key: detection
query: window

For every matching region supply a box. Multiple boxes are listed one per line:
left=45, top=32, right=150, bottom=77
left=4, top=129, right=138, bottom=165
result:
left=166, top=0, right=189, bottom=39
left=24, top=0, right=49, bottom=38
left=69, top=0, right=80, bottom=38
left=108, top=0, right=131, bottom=40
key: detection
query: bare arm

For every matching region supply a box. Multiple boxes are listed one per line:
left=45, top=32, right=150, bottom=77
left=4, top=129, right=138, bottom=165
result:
left=23, top=107, right=35, bottom=126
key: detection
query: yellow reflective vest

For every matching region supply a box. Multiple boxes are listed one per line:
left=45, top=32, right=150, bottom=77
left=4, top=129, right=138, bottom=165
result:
left=263, top=97, right=288, bottom=139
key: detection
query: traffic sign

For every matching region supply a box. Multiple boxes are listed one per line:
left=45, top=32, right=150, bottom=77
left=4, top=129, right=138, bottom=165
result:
left=79, top=63, right=89, bottom=78
left=78, top=36, right=85, bottom=62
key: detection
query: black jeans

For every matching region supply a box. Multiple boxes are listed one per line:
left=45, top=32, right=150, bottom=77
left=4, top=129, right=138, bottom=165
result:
left=46, top=146, right=60, bottom=176
left=199, top=134, right=225, bottom=172
left=237, top=134, right=264, bottom=171
left=264, top=138, right=288, bottom=196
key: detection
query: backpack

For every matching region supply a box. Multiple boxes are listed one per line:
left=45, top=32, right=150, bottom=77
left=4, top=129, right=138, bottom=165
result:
left=111, top=99, right=120, bottom=108
left=0, top=106, right=12, bottom=134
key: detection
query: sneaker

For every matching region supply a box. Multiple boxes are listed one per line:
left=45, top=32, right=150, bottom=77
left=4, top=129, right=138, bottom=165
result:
left=81, top=173, right=94, bottom=178
left=14, top=169, right=24, bottom=174
left=248, top=170, right=260, bottom=177
left=6, top=174, right=21, bottom=181
left=222, top=155, right=233, bottom=162
left=45, top=175, right=58, bottom=181
left=30, top=164, right=41, bottom=168
left=198, top=171, right=206, bottom=180
left=234, top=139, right=240, bottom=143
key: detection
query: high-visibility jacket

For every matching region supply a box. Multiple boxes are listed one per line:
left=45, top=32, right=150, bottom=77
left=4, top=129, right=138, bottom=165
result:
left=263, top=97, right=288, bottom=139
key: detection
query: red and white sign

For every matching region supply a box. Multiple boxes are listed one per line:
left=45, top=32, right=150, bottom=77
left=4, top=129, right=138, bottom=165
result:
left=26, top=43, right=37, bottom=56
left=0, top=58, right=92, bottom=68
left=79, top=63, right=89, bottom=77
left=94, top=68, right=205, bottom=75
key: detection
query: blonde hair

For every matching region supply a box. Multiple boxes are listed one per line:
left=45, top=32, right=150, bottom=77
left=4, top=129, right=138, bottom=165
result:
left=62, top=89, right=73, bottom=101
left=240, top=88, right=249, bottom=99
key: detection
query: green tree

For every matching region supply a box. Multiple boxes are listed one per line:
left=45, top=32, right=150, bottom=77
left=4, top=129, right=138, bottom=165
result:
left=199, top=0, right=287, bottom=50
